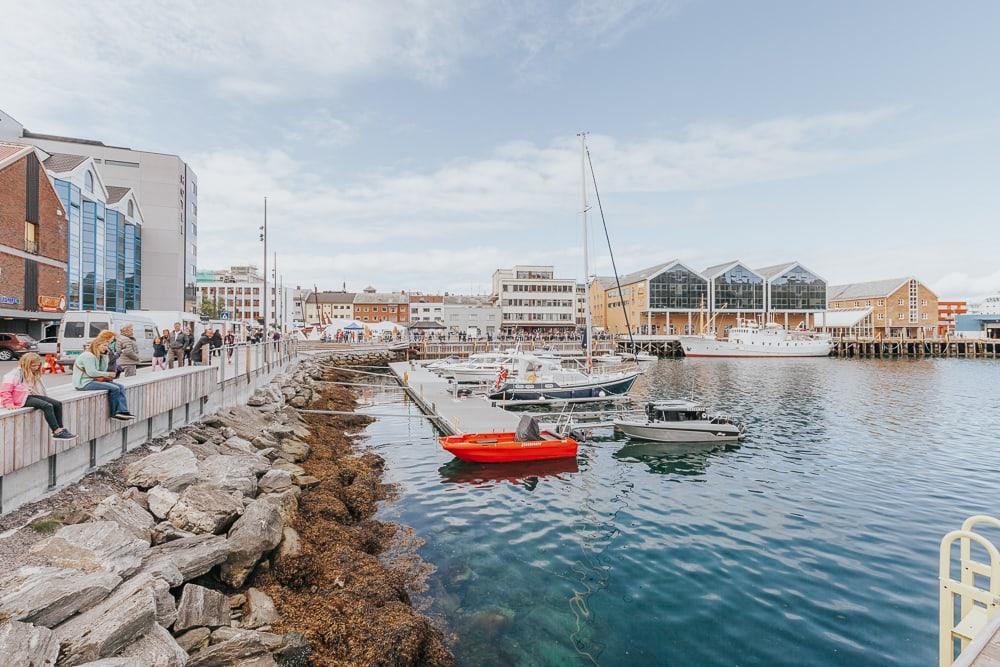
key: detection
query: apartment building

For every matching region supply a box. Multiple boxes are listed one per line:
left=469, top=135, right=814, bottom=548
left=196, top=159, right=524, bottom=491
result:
left=353, top=288, right=409, bottom=323
left=0, top=143, right=68, bottom=337
left=937, top=300, right=968, bottom=336
left=409, top=294, right=444, bottom=323
left=827, top=277, right=938, bottom=338
left=195, top=265, right=294, bottom=329
left=492, top=266, right=577, bottom=334
left=1, top=109, right=198, bottom=312
left=303, top=290, right=356, bottom=325
left=441, top=295, right=501, bottom=335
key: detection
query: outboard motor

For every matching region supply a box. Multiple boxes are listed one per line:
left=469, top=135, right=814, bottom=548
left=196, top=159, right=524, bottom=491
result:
left=515, top=414, right=542, bottom=442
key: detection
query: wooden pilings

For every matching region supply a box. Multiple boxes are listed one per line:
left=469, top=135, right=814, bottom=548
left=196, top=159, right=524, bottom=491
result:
left=832, top=337, right=1000, bottom=359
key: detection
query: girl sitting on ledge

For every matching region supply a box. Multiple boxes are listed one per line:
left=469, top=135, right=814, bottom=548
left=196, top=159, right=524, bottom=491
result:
left=73, top=331, right=135, bottom=422
left=1, top=352, right=77, bottom=440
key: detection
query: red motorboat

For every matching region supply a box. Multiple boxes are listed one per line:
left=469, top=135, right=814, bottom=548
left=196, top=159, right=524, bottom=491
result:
left=439, top=431, right=579, bottom=463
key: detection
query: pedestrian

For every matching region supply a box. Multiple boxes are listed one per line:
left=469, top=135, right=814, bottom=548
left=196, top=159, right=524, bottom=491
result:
left=183, top=325, right=195, bottom=365
left=1, top=353, right=76, bottom=440
left=73, top=331, right=134, bottom=421
left=166, top=322, right=188, bottom=368
left=191, top=327, right=212, bottom=365
left=152, top=330, right=168, bottom=370
left=224, top=330, right=235, bottom=359
left=116, top=325, right=140, bottom=377
left=210, top=328, right=223, bottom=358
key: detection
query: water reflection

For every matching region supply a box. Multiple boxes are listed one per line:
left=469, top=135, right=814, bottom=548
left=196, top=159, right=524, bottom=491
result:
left=613, top=439, right=741, bottom=476
left=438, top=457, right=579, bottom=488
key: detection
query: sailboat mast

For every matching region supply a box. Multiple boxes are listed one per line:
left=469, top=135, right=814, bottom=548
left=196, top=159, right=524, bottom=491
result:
left=579, top=132, right=593, bottom=369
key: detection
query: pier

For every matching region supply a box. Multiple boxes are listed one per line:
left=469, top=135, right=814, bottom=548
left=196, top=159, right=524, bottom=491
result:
left=832, top=337, right=1000, bottom=359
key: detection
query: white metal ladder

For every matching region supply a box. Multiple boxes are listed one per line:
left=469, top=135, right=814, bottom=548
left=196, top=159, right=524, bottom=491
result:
left=940, top=515, right=1000, bottom=666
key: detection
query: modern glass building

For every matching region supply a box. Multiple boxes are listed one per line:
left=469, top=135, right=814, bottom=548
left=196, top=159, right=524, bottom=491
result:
left=759, top=262, right=827, bottom=312
left=703, top=261, right=766, bottom=312
left=648, top=263, right=708, bottom=310
left=48, top=156, right=142, bottom=312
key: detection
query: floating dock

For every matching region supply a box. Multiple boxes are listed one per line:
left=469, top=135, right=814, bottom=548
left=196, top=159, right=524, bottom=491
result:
left=388, top=361, right=521, bottom=436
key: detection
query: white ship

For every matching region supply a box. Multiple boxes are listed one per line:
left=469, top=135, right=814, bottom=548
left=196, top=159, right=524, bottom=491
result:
left=679, top=321, right=833, bottom=358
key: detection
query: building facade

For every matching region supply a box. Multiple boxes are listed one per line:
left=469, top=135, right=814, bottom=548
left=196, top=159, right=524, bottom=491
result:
left=492, top=266, right=577, bottom=334
left=441, top=295, right=501, bottom=335
left=2, top=110, right=198, bottom=312
left=0, top=143, right=69, bottom=337
left=195, top=265, right=294, bottom=329
left=827, top=277, right=938, bottom=338
left=409, top=294, right=444, bottom=323
left=303, top=290, right=356, bottom=325
left=44, top=155, right=144, bottom=313
left=590, top=259, right=827, bottom=336
left=352, top=288, right=409, bottom=323
left=937, top=300, right=968, bottom=336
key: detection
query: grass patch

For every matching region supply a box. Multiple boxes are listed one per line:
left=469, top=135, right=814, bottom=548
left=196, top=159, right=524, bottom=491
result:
left=29, top=516, right=63, bottom=534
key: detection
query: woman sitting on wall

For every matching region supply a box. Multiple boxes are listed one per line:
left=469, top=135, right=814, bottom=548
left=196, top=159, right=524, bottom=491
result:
left=0, top=352, right=77, bottom=440
left=73, top=330, right=135, bottom=421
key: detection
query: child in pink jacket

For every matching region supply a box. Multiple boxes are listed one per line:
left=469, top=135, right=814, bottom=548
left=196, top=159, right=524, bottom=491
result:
left=1, top=353, right=76, bottom=440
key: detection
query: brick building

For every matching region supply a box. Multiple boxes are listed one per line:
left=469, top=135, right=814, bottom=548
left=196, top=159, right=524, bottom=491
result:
left=827, top=277, right=938, bottom=338
left=353, top=287, right=409, bottom=323
left=0, top=143, right=69, bottom=337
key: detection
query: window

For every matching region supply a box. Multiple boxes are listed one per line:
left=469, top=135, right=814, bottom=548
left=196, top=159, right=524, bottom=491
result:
left=63, top=321, right=85, bottom=338
left=877, top=313, right=884, bottom=321
left=24, top=221, right=38, bottom=254
left=921, top=299, right=927, bottom=306
left=922, top=313, right=928, bottom=320
left=89, top=322, right=109, bottom=337
left=85, top=170, right=94, bottom=192
left=128, top=200, right=134, bottom=217
left=898, top=299, right=904, bottom=306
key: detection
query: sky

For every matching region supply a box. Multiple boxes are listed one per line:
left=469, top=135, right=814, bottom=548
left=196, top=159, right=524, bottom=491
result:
left=2, top=0, right=999, bottom=300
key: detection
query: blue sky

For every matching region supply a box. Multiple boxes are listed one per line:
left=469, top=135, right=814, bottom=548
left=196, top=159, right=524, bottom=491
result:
left=3, top=1, right=999, bottom=299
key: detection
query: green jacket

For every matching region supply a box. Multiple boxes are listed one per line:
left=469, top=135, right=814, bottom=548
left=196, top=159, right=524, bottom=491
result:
left=73, top=350, right=110, bottom=389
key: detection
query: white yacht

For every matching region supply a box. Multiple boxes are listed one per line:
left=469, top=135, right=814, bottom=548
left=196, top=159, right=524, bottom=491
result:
left=446, top=353, right=520, bottom=382
left=614, top=400, right=745, bottom=443
left=679, top=321, right=832, bottom=358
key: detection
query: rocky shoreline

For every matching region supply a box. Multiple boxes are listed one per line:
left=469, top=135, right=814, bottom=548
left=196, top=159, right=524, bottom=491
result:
left=0, top=351, right=452, bottom=666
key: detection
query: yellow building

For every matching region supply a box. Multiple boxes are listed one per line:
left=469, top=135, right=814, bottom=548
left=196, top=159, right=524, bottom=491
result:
left=825, top=277, right=938, bottom=338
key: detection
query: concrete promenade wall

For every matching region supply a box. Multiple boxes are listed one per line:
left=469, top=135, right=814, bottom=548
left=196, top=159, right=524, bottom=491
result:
left=0, top=342, right=299, bottom=514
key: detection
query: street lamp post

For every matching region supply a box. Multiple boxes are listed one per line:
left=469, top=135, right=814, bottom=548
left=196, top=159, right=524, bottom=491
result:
left=260, top=197, right=268, bottom=360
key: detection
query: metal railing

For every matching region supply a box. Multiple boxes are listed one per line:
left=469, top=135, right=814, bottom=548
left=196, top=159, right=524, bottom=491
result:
left=201, top=338, right=300, bottom=386
left=940, top=515, right=1000, bottom=666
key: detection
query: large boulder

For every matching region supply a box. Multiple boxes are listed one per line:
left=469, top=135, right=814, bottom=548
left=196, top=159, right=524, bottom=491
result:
left=126, top=446, right=199, bottom=491
left=274, top=527, right=301, bottom=568
left=257, top=469, right=292, bottom=495
left=278, top=441, right=309, bottom=463
left=117, top=623, right=188, bottom=667
left=52, top=576, right=159, bottom=665
left=196, top=455, right=261, bottom=496
left=218, top=498, right=284, bottom=588
left=0, top=566, right=121, bottom=629
left=167, top=485, right=244, bottom=535
left=174, top=584, right=230, bottom=632
left=186, top=631, right=271, bottom=667
left=29, top=522, right=148, bottom=579
left=175, top=627, right=211, bottom=654
left=0, top=619, right=60, bottom=666
left=91, top=495, right=156, bottom=544
left=143, top=534, right=231, bottom=581
left=241, top=589, right=279, bottom=629
left=147, top=486, right=180, bottom=521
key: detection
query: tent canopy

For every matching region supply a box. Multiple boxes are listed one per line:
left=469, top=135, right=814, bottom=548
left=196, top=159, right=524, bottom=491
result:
left=815, top=308, right=872, bottom=329
left=322, top=319, right=365, bottom=335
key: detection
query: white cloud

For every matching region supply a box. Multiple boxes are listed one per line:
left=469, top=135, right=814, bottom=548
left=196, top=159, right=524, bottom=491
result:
left=191, top=108, right=905, bottom=288
left=933, top=270, right=1000, bottom=302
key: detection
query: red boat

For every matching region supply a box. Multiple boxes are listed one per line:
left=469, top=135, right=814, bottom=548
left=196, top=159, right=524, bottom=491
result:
left=439, top=431, right=579, bottom=463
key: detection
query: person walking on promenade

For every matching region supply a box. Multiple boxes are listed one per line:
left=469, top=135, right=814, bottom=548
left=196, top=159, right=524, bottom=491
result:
left=166, top=322, right=188, bottom=368
left=1, top=353, right=76, bottom=440
left=191, top=327, right=212, bottom=365
left=73, top=331, right=134, bottom=421
left=183, top=325, right=195, bottom=365
left=116, top=325, right=140, bottom=377
left=152, top=331, right=168, bottom=370
left=224, top=330, right=235, bottom=360
left=210, top=328, right=223, bottom=359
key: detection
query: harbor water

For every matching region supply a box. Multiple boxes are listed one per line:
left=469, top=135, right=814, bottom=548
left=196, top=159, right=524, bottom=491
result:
left=364, top=358, right=1000, bottom=666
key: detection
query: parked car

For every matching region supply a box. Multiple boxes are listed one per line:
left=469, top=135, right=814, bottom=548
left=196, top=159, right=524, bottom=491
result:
left=57, top=311, right=158, bottom=365
left=37, top=337, right=60, bottom=356
left=0, top=333, right=39, bottom=360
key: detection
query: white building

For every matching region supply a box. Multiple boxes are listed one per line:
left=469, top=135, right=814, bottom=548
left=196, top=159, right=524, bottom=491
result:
left=1, top=109, right=198, bottom=313
left=442, top=295, right=501, bottom=335
left=196, top=265, right=294, bottom=330
left=492, top=265, right=578, bottom=333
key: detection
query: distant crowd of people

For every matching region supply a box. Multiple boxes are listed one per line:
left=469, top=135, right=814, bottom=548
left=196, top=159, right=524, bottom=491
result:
left=1, top=323, right=288, bottom=444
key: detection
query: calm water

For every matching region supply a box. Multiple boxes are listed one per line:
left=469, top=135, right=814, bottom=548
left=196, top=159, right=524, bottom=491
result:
left=362, top=358, right=1000, bottom=666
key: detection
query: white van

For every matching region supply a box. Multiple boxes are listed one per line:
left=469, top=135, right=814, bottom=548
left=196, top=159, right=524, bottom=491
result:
left=129, top=310, right=203, bottom=341
left=58, top=311, right=159, bottom=365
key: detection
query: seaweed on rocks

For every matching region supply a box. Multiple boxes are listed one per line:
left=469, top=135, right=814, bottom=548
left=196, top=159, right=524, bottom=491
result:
left=254, top=366, right=454, bottom=667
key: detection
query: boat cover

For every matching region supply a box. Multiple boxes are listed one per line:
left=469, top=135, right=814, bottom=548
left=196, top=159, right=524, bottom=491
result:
left=515, top=415, right=542, bottom=442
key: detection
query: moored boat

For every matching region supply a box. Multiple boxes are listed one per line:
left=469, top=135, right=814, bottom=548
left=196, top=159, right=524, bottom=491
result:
left=679, top=321, right=832, bottom=358
left=614, top=400, right=745, bottom=443
left=439, top=431, right=578, bottom=463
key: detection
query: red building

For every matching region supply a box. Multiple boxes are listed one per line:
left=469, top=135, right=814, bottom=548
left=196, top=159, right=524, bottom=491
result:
left=352, top=287, right=409, bottom=323
left=0, top=143, right=68, bottom=338
left=938, top=300, right=968, bottom=336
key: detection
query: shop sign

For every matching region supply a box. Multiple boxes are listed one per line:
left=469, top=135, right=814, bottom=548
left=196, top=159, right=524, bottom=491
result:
left=0, top=295, right=19, bottom=306
left=38, top=295, right=66, bottom=312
